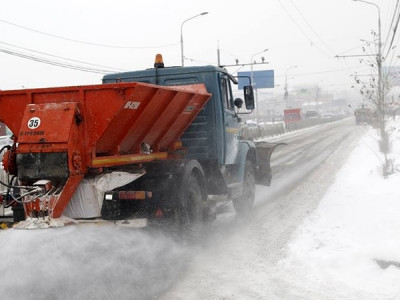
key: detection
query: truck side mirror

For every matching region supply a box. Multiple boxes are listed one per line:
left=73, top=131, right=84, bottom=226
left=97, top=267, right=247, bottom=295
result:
left=234, top=98, right=243, bottom=108
left=244, top=85, right=255, bottom=110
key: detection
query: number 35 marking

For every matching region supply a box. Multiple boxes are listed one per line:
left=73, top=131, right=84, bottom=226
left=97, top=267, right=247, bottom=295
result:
left=27, top=117, right=41, bottom=129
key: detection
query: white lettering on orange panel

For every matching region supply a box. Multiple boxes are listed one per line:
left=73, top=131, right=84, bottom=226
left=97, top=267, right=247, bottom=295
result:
left=124, top=101, right=140, bottom=110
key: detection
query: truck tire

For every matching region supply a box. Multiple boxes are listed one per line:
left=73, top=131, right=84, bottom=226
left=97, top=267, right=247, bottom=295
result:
left=233, top=160, right=255, bottom=215
left=169, top=160, right=207, bottom=240
left=181, top=174, right=203, bottom=227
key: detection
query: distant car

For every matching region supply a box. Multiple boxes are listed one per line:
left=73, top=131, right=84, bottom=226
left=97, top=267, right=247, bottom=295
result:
left=305, top=110, right=320, bottom=119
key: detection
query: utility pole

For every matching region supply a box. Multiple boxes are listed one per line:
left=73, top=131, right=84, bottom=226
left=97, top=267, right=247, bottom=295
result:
left=353, top=0, right=389, bottom=175
left=284, top=65, right=297, bottom=108
left=217, top=41, right=221, bottom=66
left=353, top=1, right=384, bottom=136
left=250, top=49, right=269, bottom=127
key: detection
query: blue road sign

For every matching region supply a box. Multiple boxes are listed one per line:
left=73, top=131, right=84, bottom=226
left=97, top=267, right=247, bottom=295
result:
left=238, top=70, right=274, bottom=89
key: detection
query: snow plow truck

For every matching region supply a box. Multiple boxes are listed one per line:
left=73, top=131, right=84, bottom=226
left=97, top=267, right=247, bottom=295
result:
left=0, top=55, right=280, bottom=231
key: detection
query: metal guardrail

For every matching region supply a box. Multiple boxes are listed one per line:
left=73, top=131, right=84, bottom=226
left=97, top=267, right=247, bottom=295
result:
left=240, top=115, right=347, bottom=140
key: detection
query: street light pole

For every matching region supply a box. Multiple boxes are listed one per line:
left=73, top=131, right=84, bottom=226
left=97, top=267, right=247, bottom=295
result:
left=284, top=65, right=297, bottom=108
left=180, top=12, right=208, bottom=66
left=250, top=48, right=269, bottom=126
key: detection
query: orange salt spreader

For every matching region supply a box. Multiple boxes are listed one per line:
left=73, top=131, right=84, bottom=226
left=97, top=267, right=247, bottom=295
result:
left=0, top=81, right=210, bottom=224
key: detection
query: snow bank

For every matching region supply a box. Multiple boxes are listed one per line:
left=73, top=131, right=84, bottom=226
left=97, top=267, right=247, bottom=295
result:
left=278, top=119, right=400, bottom=299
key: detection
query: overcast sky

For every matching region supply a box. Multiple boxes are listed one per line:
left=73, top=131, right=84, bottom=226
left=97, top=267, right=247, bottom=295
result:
left=0, top=0, right=397, bottom=99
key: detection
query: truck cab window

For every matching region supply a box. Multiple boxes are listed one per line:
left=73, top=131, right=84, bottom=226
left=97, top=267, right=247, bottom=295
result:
left=221, top=77, right=234, bottom=111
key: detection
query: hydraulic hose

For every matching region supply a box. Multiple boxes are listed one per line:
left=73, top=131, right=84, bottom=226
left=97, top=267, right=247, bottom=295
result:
left=8, top=188, right=44, bottom=204
left=0, top=179, right=41, bottom=191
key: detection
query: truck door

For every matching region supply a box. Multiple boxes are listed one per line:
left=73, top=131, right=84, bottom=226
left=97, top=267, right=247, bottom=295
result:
left=220, top=75, right=240, bottom=164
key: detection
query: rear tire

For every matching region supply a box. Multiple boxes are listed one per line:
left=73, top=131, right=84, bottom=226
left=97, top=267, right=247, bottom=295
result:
left=233, top=160, right=255, bottom=215
left=169, top=161, right=207, bottom=241
left=180, top=174, right=204, bottom=231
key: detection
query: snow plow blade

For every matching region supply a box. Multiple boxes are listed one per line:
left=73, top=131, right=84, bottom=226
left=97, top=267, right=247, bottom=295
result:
left=254, top=141, right=286, bottom=186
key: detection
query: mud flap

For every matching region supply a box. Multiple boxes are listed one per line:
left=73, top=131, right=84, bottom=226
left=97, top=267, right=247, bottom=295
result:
left=254, top=141, right=286, bottom=186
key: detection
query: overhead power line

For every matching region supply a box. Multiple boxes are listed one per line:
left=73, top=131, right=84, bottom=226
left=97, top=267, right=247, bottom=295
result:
left=288, top=0, right=336, bottom=56
left=0, top=18, right=179, bottom=49
left=276, top=0, right=332, bottom=58
left=281, top=65, right=367, bottom=77
left=384, top=5, right=400, bottom=59
left=0, top=46, right=119, bottom=74
left=383, top=0, right=400, bottom=57
left=0, top=41, right=126, bottom=72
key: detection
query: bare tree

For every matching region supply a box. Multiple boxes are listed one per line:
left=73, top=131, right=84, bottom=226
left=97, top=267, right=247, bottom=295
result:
left=352, top=32, right=394, bottom=177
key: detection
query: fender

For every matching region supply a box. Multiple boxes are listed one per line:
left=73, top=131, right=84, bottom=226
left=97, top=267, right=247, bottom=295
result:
left=167, top=159, right=208, bottom=226
left=235, top=140, right=257, bottom=183
left=170, top=160, right=207, bottom=198
left=143, top=159, right=207, bottom=212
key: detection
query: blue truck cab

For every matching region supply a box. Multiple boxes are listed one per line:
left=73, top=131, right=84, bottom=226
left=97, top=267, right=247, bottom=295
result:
left=102, top=57, right=278, bottom=216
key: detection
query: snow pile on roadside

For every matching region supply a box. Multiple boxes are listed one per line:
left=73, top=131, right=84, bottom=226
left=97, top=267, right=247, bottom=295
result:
left=278, top=118, right=400, bottom=299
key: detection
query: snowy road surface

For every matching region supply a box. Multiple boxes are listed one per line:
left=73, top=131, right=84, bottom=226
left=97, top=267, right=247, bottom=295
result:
left=161, top=117, right=367, bottom=299
left=0, top=118, right=366, bottom=299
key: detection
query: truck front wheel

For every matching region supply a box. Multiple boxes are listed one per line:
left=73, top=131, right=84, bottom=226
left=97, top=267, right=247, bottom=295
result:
left=233, top=160, right=255, bottom=215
